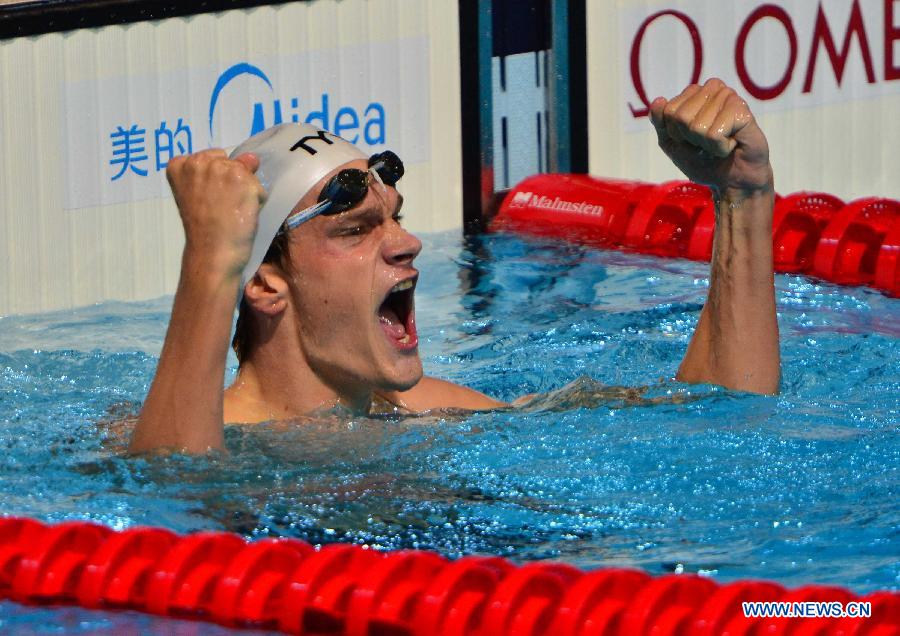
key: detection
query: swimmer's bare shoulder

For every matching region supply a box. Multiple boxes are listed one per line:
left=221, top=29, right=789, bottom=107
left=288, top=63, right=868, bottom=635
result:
left=223, top=386, right=282, bottom=424
left=378, top=376, right=695, bottom=415
left=220, top=377, right=522, bottom=424
left=379, top=376, right=534, bottom=413
left=218, top=378, right=499, bottom=424
left=221, top=374, right=694, bottom=425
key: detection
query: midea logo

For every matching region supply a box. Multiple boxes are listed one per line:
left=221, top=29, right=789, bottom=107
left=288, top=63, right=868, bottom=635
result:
left=208, top=62, right=386, bottom=144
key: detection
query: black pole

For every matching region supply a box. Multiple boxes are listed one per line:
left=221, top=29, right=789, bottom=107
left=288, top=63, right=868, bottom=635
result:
left=567, top=0, right=588, bottom=173
left=458, top=0, right=493, bottom=234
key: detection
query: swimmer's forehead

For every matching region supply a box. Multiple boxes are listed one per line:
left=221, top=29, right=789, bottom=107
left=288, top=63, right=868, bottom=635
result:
left=326, top=193, right=404, bottom=224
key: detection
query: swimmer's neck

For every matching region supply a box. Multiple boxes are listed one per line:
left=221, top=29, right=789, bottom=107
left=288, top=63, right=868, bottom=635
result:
left=224, top=358, right=372, bottom=424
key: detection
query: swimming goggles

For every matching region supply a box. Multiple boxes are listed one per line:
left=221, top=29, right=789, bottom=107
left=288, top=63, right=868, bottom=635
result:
left=282, top=151, right=404, bottom=231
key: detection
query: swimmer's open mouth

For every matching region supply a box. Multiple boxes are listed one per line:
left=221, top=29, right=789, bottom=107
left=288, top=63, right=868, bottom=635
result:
left=378, top=275, right=418, bottom=350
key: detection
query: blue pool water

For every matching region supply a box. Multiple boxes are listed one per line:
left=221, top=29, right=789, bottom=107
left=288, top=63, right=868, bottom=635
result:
left=0, top=231, right=897, bottom=629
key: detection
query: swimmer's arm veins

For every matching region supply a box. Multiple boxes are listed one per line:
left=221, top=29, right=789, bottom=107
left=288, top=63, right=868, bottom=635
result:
left=676, top=187, right=781, bottom=394
left=650, top=80, right=781, bottom=395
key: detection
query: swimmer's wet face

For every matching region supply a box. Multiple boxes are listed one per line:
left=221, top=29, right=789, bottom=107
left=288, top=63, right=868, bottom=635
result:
left=280, top=158, right=423, bottom=397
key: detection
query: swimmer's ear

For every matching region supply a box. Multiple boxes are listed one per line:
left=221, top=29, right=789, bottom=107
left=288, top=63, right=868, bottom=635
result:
left=243, top=263, right=289, bottom=317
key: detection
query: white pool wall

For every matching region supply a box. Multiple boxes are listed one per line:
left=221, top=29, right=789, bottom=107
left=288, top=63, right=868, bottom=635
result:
left=0, top=0, right=462, bottom=315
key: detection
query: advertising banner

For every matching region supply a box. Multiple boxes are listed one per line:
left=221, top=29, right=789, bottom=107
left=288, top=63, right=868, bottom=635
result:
left=619, top=0, right=899, bottom=132
left=588, top=0, right=900, bottom=201
left=0, top=0, right=461, bottom=315
left=62, top=38, right=430, bottom=210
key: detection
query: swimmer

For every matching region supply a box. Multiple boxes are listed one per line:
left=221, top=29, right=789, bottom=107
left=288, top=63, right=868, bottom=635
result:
left=129, top=79, right=779, bottom=454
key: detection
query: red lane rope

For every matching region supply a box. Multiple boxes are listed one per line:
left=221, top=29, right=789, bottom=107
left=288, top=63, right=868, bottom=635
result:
left=490, top=174, right=900, bottom=297
left=0, top=516, right=897, bottom=635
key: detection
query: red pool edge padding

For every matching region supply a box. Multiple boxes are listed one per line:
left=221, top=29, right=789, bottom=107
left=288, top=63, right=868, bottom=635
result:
left=0, top=517, right=897, bottom=635
left=490, top=174, right=900, bottom=298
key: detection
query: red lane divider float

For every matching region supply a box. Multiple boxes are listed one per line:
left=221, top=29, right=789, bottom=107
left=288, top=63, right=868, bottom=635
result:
left=0, top=517, right=897, bottom=635
left=491, top=174, right=900, bottom=297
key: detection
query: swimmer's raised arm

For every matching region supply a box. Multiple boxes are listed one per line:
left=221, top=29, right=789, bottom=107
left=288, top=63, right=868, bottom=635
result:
left=128, top=150, right=266, bottom=454
left=650, top=79, right=780, bottom=394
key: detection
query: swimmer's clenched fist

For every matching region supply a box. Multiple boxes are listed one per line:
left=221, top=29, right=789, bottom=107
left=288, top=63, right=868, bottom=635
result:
left=166, top=150, right=268, bottom=277
left=649, top=79, right=780, bottom=395
left=649, top=78, right=773, bottom=200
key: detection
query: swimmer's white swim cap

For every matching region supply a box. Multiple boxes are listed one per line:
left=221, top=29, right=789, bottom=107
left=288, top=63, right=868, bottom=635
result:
left=229, top=122, right=367, bottom=288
